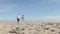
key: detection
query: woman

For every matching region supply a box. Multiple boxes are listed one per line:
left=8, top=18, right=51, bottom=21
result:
left=21, top=15, right=24, bottom=22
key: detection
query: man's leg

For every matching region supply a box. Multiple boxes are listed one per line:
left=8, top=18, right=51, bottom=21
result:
left=17, top=19, right=19, bottom=25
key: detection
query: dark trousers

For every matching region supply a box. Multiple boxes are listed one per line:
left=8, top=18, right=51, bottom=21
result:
left=17, top=18, right=20, bottom=24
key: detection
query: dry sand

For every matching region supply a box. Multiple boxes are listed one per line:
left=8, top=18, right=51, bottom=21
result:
left=0, top=22, right=60, bottom=34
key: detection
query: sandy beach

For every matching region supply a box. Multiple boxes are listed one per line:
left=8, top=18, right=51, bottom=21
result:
left=0, top=22, right=60, bottom=34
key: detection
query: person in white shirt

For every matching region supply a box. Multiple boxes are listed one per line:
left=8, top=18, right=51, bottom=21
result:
left=16, top=14, right=20, bottom=24
left=21, top=15, right=24, bottom=22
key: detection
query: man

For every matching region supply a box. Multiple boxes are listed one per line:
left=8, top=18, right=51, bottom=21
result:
left=16, top=14, right=20, bottom=24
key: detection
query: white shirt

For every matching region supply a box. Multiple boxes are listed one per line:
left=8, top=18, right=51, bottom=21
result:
left=17, top=15, right=20, bottom=19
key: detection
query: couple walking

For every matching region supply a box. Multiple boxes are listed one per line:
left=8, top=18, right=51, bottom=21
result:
left=16, top=14, right=24, bottom=24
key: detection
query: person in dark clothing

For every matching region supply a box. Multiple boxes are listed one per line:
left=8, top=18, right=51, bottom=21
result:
left=17, top=14, right=20, bottom=24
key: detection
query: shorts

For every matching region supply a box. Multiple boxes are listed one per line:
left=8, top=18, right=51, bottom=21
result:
left=17, top=18, right=19, bottom=22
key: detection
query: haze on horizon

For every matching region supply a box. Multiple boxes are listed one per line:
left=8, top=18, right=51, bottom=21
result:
left=0, top=0, right=60, bottom=22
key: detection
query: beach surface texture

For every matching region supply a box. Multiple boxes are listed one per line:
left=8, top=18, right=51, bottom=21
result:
left=0, top=22, right=60, bottom=34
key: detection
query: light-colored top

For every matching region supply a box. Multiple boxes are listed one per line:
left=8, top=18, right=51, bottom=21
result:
left=17, top=15, right=21, bottom=19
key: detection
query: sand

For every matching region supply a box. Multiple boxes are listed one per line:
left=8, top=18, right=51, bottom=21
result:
left=0, top=22, right=60, bottom=34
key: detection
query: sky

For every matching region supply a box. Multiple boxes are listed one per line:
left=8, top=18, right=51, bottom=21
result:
left=0, top=0, right=60, bottom=22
